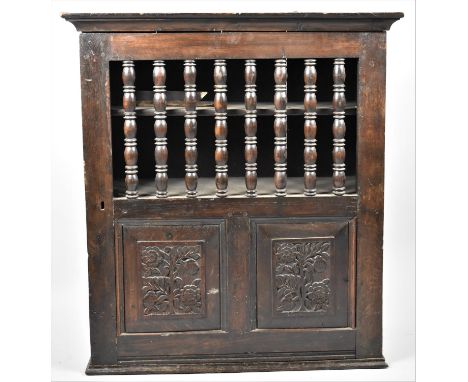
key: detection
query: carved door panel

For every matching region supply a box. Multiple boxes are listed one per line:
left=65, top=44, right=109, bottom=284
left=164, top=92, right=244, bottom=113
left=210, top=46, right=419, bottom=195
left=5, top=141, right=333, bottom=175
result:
left=120, top=221, right=223, bottom=333
left=256, top=219, right=352, bottom=329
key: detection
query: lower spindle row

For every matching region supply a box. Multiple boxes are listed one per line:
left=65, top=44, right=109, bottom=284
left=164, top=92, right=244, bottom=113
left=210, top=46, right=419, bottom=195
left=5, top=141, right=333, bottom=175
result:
left=121, top=58, right=348, bottom=199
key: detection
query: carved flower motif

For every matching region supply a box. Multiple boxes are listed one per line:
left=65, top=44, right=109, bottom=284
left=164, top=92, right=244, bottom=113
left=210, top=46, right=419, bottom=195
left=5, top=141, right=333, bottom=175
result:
left=304, top=279, right=330, bottom=311
left=180, top=284, right=201, bottom=308
left=180, top=285, right=201, bottom=306
left=313, top=253, right=328, bottom=273
left=275, top=243, right=300, bottom=264
left=141, top=247, right=170, bottom=277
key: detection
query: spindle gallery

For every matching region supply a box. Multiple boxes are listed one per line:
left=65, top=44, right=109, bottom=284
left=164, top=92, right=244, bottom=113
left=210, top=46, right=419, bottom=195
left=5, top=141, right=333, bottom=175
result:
left=63, top=12, right=403, bottom=375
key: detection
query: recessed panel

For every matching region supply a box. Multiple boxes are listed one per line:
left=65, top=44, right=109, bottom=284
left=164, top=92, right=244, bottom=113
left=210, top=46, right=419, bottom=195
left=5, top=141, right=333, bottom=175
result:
left=273, top=238, right=333, bottom=314
left=139, top=241, right=205, bottom=317
left=256, top=219, right=350, bottom=329
left=121, top=221, right=222, bottom=333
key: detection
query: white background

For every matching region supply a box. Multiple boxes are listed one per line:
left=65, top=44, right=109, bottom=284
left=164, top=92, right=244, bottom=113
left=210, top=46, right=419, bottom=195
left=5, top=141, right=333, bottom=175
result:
left=8, top=0, right=468, bottom=381
left=49, top=1, right=415, bottom=381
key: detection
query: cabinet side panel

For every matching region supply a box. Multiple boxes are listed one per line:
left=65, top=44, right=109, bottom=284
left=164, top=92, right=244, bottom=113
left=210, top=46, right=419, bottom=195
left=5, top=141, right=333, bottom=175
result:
left=355, top=32, right=386, bottom=358
left=79, top=33, right=117, bottom=364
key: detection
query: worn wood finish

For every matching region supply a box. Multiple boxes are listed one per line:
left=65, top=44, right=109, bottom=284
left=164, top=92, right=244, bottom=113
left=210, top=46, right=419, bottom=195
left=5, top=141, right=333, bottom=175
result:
left=79, top=33, right=117, bottom=365
left=85, top=357, right=387, bottom=375
left=304, top=59, right=318, bottom=196
left=88, top=357, right=386, bottom=375
left=118, top=350, right=356, bottom=363
left=226, top=216, right=251, bottom=332
left=117, top=328, right=356, bottom=357
left=114, top=196, right=358, bottom=220
left=355, top=32, right=387, bottom=359
left=153, top=60, right=168, bottom=198
left=107, top=32, right=364, bottom=60
left=63, top=12, right=403, bottom=33
left=65, top=13, right=402, bottom=375
left=348, top=218, right=357, bottom=328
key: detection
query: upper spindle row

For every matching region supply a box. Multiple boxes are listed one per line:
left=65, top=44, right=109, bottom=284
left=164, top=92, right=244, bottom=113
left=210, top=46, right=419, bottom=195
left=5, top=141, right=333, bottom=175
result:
left=120, top=58, right=349, bottom=199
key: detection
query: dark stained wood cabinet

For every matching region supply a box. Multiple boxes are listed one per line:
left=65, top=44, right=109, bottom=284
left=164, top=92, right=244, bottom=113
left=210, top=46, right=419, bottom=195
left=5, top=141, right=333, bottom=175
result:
left=63, top=12, right=403, bottom=375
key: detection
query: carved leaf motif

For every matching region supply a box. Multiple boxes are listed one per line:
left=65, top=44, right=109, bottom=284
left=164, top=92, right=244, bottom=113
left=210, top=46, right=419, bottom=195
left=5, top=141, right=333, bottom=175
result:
left=276, top=274, right=302, bottom=312
left=142, top=277, right=171, bottom=315
left=273, top=239, right=331, bottom=313
left=140, top=244, right=203, bottom=316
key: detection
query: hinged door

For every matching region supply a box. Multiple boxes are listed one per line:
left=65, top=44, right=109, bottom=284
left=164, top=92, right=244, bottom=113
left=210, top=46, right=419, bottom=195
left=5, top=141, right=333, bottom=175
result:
left=255, top=219, right=351, bottom=329
left=120, top=221, right=222, bottom=333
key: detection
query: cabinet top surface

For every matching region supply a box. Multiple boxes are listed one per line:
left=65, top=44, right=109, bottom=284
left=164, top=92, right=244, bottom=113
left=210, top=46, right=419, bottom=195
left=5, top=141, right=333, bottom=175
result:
left=62, top=12, right=403, bottom=33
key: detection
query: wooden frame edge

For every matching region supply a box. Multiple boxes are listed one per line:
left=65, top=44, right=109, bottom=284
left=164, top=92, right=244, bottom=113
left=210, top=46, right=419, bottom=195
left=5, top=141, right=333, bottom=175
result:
left=86, top=357, right=387, bottom=375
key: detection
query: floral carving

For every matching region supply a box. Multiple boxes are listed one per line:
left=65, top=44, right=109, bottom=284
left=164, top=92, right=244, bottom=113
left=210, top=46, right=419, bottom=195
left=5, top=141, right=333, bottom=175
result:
left=140, top=244, right=203, bottom=316
left=304, top=280, right=330, bottom=311
left=274, top=240, right=331, bottom=313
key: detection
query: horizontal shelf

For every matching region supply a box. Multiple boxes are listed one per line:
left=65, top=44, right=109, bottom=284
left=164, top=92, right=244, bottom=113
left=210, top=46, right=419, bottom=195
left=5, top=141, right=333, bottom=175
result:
left=111, top=102, right=357, bottom=117
left=114, top=176, right=357, bottom=199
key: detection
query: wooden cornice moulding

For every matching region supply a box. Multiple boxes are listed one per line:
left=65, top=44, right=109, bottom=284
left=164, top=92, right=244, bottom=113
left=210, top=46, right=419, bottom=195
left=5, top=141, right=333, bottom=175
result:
left=62, top=12, right=404, bottom=33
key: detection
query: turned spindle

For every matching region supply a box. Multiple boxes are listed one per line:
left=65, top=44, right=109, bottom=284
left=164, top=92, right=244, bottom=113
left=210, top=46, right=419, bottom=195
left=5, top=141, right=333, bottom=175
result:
left=153, top=60, right=168, bottom=198
left=244, top=60, right=257, bottom=197
left=304, top=59, right=318, bottom=196
left=332, top=58, right=346, bottom=195
left=214, top=60, right=228, bottom=197
left=122, top=60, right=138, bottom=199
left=184, top=60, right=198, bottom=198
left=274, top=58, right=288, bottom=197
